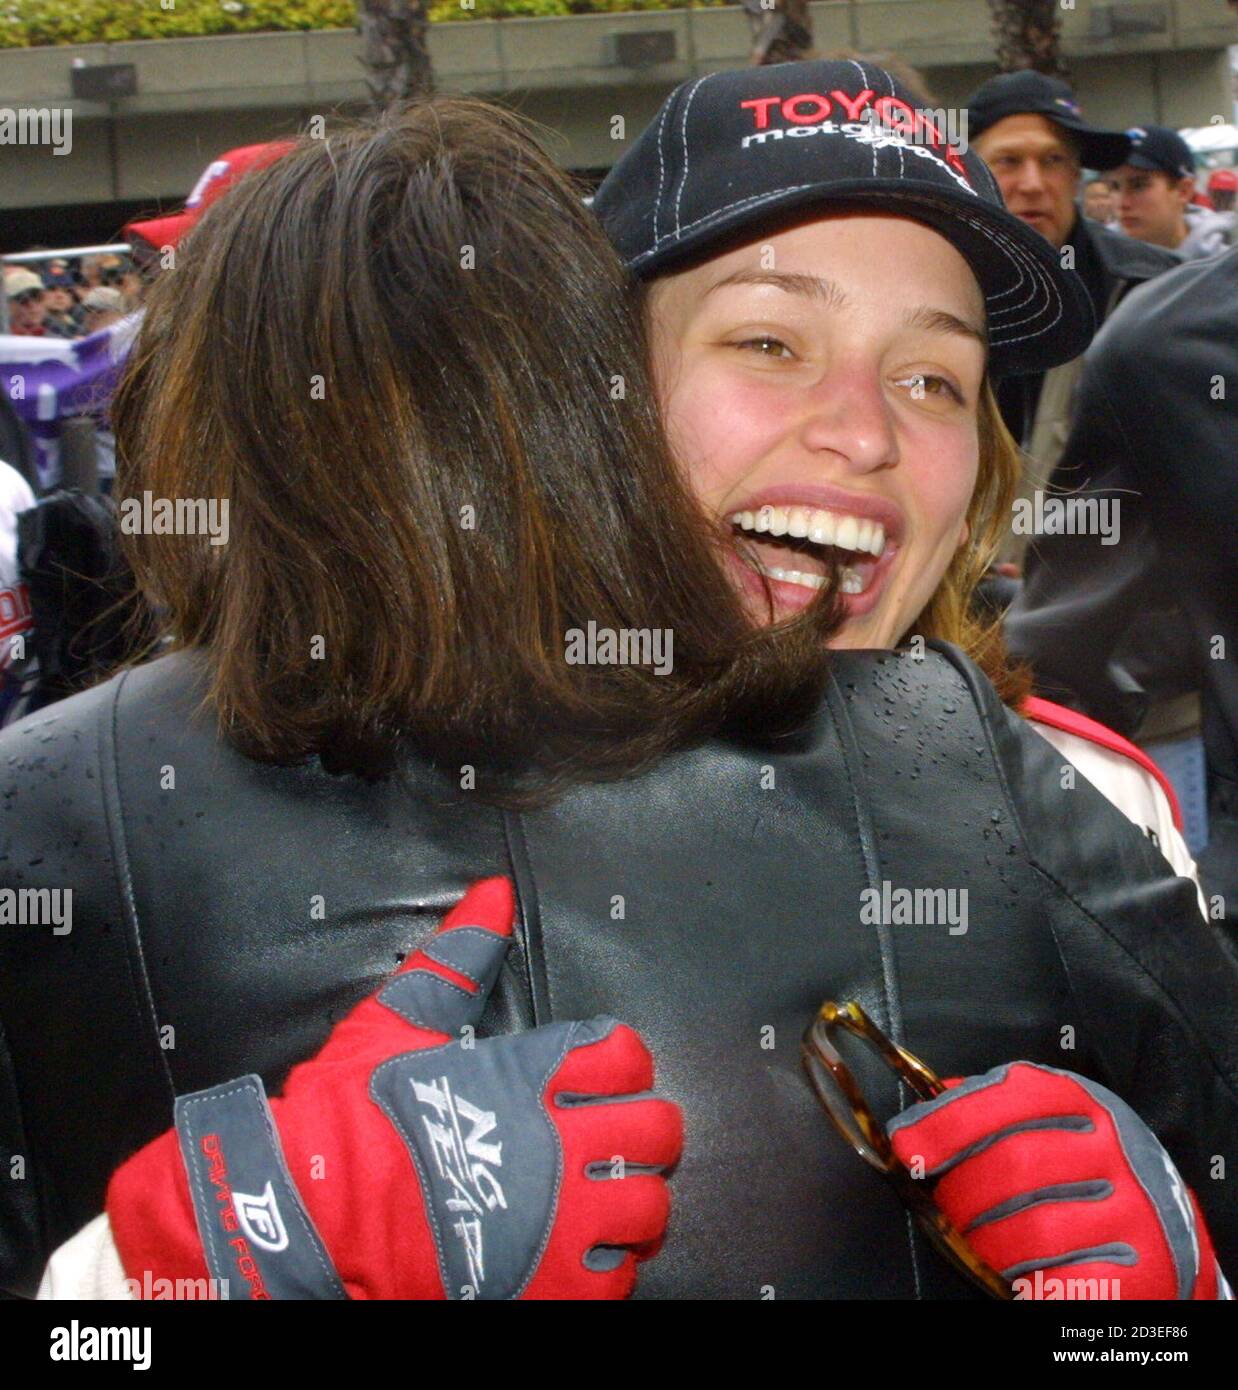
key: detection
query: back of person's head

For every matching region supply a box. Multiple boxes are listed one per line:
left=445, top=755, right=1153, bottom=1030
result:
left=114, top=98, right=837, bottom=796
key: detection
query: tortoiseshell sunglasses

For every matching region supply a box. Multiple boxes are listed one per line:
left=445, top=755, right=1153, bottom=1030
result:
left=801, top=999, right=1014, bottom=1300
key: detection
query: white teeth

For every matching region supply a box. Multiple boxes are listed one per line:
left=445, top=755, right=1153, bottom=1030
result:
left=835, top=515, right=859, bottom=553
left=750, top=559, right=872, bottom=597
left=751, top=560, right=826, bottom=591
left=808, top=513, right=837, bottom=546
left=730, top=505, right=887, bottom=556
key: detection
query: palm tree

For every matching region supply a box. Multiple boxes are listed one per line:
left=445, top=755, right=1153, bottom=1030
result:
left=987, top=0, right=1066, bottom=76
left=356, top=0, right=434, bottom=111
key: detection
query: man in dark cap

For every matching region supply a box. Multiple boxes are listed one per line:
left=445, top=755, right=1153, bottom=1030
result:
left=964, top=71, right=1179, bottom=566
left=1113, top=125, right=1234, bottom=260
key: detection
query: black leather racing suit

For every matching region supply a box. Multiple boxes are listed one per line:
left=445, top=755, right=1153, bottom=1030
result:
left=1, top=644, right=1235, bottom=1298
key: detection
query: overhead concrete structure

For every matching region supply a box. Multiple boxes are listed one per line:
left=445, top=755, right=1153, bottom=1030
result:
left=0, top=0, right=1234, bottom=240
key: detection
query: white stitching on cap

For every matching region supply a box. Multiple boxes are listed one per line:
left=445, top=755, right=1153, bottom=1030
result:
left=675, top=74, right=710, bottom=238
left=920, top=205, right=1062, bottom=341
left=641, top=180, right=1069, bottom=353
left=847, top=62, right=879, bottom=180
left=644, top=182, right=817, bottom=250
left=884, top=65, right=906, bottom=181
left=864, top=189, right=1067, bottom=344
left=653, top=93, right=672, bottom=243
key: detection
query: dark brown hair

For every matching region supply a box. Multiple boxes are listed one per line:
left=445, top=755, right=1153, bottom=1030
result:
left=113, top=98, right=840, bottom=798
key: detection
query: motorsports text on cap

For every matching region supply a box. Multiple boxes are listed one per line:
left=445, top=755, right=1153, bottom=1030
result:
left=739, top=89, right=971, bottom=187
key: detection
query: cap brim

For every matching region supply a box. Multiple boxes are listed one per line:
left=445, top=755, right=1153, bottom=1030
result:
left=123, top=210, right=195, bottom=250
left=1049, top=120, right=1132, bottom=173
left=629, top=180, right=1096, bottom=378
left=1124, top=151, right=1187, bottom=177
left=1075, top=133, right=1135, bottom=172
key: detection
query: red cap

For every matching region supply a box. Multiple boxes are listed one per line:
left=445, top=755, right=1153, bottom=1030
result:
left=1207, top=168, right=1238, bottom=192
left=124, top=141, right=296, bottom=251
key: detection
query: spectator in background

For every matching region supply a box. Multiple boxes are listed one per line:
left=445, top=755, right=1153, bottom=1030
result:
left=116, top=262, right=144, bottom=313
left=41, top=269, right=83, bottom=339
left=79, top=288, right=123, bottom=334
left=964, top=71, right=1177, bottom=569
left=78, top=255, right=106, bottom=290
left=1082, top=174, right=1118, bottom=224
left=4, top=270, right=47, bottom=337
left=79, top=254, right=143, bottom=314
left=1113, top=126, right=1235, bottom=260
left=1207, top=167, right=1237, bottom=213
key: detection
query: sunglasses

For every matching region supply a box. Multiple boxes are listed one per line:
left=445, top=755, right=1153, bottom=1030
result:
left=12, top=290, right=42, bottom=306
left=801, top=999, right=1014, bottom=1300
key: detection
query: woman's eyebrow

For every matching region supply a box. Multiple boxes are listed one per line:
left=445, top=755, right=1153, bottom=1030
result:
left=903, top=305, right=988, bottom=347
left=703, top=270, right=986, bottom=345
left=703, top=269, right=850, bottom=309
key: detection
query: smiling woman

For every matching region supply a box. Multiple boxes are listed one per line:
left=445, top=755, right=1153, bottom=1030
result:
left=596, top=57, right=1205, bottom=890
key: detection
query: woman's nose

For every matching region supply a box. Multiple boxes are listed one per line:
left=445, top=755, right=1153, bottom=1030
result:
left=796, top=367, right=899, bottom=475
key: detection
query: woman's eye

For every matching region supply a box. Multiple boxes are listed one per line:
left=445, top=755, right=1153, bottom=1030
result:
left=734, top=335, right=794, bottom=359
left=893, top=373, right=965, bottom=405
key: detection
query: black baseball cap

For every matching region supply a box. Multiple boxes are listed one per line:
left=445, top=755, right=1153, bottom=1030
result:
left=594, top=59, right=1095, bottom=377
left=1123, top=125, right=1195, bottom=180
left=965, top=70, right=1132, bottom=172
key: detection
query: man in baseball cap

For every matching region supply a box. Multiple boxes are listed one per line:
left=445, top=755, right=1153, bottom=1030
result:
left=3, top=268, right=46, bottom=337
left=1113, top=125, right=1234, bottom=260
left=961, top=72, right=1178, bottom=565
left=1206, top=167, right=1237, bottom=213
left=123, top=140, right=294, bottom=265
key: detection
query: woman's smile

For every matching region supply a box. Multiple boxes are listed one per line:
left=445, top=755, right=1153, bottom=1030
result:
left=721, top=481, right=905, bottom=616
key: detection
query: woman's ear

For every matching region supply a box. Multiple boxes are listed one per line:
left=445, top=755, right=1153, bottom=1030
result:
left=957, top=517, right=971, bottom=549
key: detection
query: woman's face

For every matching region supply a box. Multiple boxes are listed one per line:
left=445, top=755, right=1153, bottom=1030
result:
left=647, top=213, right=986, bottom=650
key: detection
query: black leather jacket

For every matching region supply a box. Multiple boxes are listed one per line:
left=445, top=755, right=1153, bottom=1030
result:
left=1, top=644, right=1235, bottom=1299
left=994, top=214, right=1179, bottom=447
left=1006, top=249, right=1238, bottom=905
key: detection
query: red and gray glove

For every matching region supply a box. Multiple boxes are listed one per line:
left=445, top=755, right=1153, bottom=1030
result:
left=888, top=1061, right=1229, bottom=1300
left=106, top=877, right=681, bottom=1300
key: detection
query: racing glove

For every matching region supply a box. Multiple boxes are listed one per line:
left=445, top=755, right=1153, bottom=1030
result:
left=106, top=876, right=681, bottom=1300
left=888, top=1061, right=1228, bottom=1300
